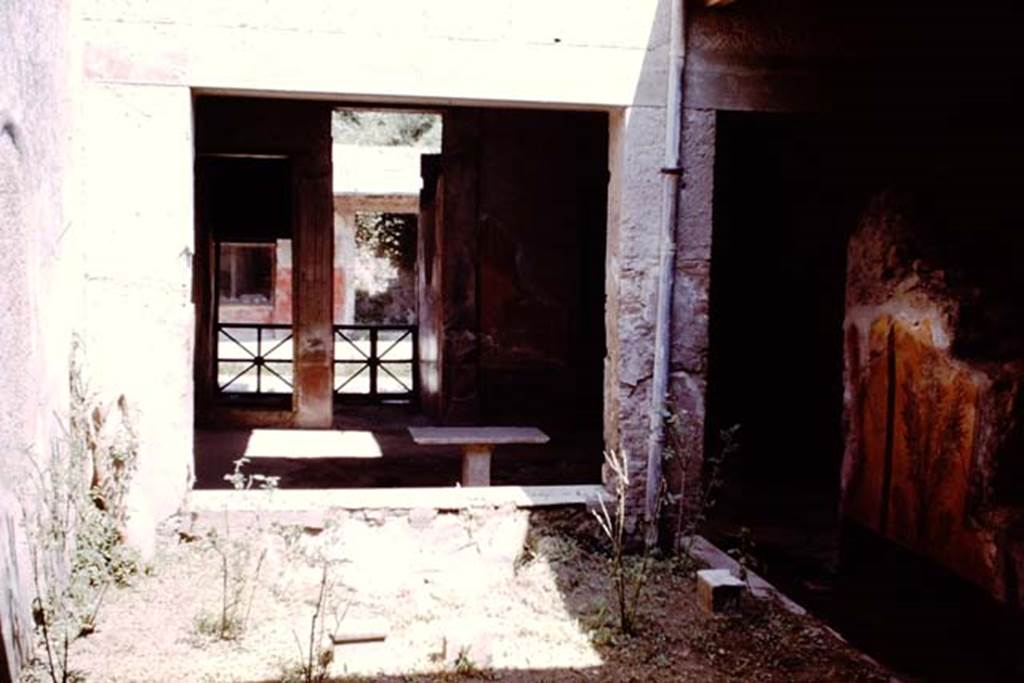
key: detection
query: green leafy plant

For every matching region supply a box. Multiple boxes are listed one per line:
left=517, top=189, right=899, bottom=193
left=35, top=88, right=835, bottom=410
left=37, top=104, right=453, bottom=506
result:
left=353, top=212, right=418, bottom=324
left=727, top=525, right=762, bottom=584
left=355, top=212, right=417, bottom=271
left=22, top=437, right=89, bottom=683
left=19, top=343, right=140, bottom=683
left=583, top=602, right=618, bottom=647
left=664, top=410, right=739, bottom=559
left=332, top=110, right=441, bottom=148
left=452, top=647, right=479, bottom=676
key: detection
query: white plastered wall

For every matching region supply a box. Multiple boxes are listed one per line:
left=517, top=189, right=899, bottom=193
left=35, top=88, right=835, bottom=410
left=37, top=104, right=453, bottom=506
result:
left=74, top=0, right=672, bottom=523
left=75, top=81, right=195, bottom=550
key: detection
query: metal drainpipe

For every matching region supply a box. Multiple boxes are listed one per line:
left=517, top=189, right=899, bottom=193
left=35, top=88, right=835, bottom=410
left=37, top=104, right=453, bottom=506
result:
left=644, top=0, right=687, bottom=533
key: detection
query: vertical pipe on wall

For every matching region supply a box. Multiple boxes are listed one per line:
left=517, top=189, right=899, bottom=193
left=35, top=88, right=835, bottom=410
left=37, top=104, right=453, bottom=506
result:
left=644, top=0, right=687, bottom=530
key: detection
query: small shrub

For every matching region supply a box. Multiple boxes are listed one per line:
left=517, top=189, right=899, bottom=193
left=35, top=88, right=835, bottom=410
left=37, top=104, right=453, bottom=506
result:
left=583, top=602, right=618, bottom=646
left=452, top=648, right=478, bottom=676
left=19, top=342, right=140, bottom=683
left=194, top=457, right=277, bottom=641
left=727, top=525, right=763, bottom=583
left=664, top=410, right=739, bottom=559
left=520, top=534, right=578, bottom=567
left=193, top=610, right=245, bottom=641
left=280, top=649, right=333, bottom=683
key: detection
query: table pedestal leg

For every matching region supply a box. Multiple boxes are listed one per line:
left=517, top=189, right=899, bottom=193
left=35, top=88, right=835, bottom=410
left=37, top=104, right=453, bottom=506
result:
left=461, top=445, right=493, bottom=486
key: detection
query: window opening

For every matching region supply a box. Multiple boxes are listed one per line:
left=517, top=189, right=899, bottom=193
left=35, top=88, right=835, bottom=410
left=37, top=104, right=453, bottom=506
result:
left=218, top=242, right=275, bottom=305
left=331, top=109, right=441, bottom=403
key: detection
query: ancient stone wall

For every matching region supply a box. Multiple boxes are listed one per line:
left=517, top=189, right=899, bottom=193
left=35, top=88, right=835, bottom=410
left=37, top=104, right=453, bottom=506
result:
left=603, top=86, right=672, bottom=514
left=76, top=79, right=196, bottom=541
left=685, top=0, right=1022, bottom=113
left=0, top=0, right=76, bottom=676
left=843, top=191, right=1024, bottom=605
left=77, top=0, right=673, bottom=513
left=665, top=1, right=1024, bottom=552
left=77, top=0, right=664, bottom=109
left=474, top=109, right=608, bottom=430
left=429, top=107, right=610, bottom=434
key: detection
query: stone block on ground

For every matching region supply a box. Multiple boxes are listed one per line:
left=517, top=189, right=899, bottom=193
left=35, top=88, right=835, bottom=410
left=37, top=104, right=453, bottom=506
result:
left=697, top=568, right=745, bottom=613
left=331, top=617, right=389, bottom=644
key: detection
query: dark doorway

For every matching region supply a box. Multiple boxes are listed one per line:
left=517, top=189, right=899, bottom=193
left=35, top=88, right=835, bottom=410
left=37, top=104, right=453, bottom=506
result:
left=705, top=112, right=853, bottom=571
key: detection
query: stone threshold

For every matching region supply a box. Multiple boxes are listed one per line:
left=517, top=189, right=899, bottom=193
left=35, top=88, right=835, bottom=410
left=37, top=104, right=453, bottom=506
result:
left=186, top=484, right=611, bottom=513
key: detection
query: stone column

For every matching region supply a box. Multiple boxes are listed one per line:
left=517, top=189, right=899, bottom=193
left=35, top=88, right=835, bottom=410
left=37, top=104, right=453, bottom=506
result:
left=604, top=102, right=715, bottom=518
left=292, top=111, right=334, bottom=428
left=604, top=104, right=668, bottom=515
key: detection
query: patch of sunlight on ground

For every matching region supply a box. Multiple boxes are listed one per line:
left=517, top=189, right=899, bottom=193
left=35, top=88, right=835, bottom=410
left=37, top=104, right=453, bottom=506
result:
left=70, top=507, right=606, bottom=681
left=244, top=428, right=383, bottom=459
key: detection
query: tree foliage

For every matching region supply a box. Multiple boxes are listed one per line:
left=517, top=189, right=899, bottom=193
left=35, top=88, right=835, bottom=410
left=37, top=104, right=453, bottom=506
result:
left=355, top=212, right=417, bottom=271
left=332, top=110, right=441, bottom=149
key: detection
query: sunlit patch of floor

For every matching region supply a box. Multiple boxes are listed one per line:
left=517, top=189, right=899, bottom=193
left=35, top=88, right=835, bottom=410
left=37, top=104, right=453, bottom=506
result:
left=69, top=507, right=606, bottom=681
left=244, top=428, right=384, bottom=459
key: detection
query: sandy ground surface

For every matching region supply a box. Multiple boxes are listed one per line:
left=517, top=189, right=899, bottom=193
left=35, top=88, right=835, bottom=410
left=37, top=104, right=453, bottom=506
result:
left=51, top=508, right=888, bottom=682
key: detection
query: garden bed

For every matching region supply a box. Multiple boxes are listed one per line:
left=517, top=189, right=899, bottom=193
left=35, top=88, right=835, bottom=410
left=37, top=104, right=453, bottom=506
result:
left=40, top=507, right=887, bottom=682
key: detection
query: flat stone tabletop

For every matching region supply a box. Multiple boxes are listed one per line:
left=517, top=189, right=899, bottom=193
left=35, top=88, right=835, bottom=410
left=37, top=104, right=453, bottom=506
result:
left=407, top=426, right=549, bottom=446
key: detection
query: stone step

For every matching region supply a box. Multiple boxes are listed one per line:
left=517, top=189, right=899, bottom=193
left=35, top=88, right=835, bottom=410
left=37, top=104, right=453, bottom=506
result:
left=181, top=484, right=611, bottom=535
left=188, top=484, right=609, bottom=511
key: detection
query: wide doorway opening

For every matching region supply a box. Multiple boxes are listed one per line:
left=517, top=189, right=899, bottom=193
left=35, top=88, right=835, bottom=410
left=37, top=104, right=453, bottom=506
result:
left=192, top=97, right=608, bottom=491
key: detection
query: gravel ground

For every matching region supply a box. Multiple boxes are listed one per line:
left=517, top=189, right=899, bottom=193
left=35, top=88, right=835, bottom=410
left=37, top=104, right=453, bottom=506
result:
left=42, top=508, right=889, bottom=682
